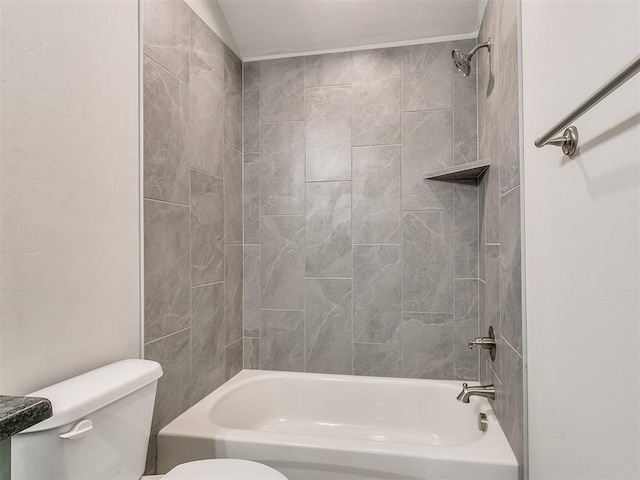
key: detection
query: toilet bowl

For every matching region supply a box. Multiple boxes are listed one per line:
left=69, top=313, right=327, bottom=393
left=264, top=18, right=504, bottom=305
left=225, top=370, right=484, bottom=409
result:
left=11, top=359, right=287, bottom=480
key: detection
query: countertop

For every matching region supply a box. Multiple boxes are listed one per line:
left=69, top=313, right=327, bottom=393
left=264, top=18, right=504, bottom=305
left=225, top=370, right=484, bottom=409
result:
left=0, top=396, right=52, bottom=441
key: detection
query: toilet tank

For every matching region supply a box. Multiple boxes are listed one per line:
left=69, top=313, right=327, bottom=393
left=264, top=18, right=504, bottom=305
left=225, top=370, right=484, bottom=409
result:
left=11, top=359, right=163, bottom=480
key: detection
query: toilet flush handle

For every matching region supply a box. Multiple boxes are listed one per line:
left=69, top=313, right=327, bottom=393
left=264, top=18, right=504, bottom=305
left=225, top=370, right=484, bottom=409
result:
left=59, top=419, right=93, bottom=440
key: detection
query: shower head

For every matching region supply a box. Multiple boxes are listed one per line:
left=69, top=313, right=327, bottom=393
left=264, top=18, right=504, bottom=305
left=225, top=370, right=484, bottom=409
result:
left=452, top=50, right=473, bottom=76
left=452, top=38, right=491, bottom=76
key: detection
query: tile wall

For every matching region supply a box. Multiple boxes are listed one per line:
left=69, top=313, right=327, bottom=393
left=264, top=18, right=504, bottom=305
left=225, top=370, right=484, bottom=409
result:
left=142, top=0, right=242, bottom=472
left=141, top=1, right=524, bottom=475
left=241, top=41, right=482, bottom=380
left=477, top=0, right=525, bottom=476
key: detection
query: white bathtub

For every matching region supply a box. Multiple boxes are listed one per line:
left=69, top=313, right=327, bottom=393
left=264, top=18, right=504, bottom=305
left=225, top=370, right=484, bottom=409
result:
left=157, top=370, right=517, bottom=479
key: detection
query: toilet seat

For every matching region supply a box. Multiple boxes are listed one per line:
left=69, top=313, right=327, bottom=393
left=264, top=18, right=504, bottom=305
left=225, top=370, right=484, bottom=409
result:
left=162, top=459, right=287, bottom=479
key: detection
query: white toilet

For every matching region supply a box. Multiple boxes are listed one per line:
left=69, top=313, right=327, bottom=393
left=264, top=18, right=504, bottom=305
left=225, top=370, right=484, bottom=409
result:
left=11, top=359, right=287, bottom=480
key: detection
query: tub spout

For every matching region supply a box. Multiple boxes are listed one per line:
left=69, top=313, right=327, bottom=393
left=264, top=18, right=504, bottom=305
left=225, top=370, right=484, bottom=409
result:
left=456, top=383, right=495, bottom=403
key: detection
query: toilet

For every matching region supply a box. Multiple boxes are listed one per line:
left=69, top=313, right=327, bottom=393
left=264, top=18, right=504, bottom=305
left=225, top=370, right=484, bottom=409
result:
left=11, top=359, right=287, bottom=480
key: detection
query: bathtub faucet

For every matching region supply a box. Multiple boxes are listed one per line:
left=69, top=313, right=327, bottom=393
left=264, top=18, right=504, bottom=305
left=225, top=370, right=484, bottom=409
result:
left=456, top=383, right=495, bottom=403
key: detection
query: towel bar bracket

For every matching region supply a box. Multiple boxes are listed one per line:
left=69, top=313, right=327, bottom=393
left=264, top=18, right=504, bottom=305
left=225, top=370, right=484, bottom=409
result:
left=543, top=126, right=579, bottom=156
left=534, top=54, right=640, bottom=157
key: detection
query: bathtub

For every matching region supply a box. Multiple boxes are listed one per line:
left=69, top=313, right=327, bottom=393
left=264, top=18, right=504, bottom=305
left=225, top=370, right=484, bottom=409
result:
left=157, top=370, right=517, bottom=479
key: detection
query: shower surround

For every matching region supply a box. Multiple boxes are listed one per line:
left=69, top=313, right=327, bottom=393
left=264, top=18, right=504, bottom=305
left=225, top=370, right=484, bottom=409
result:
left=241, top=42, right=481, bottom=380
left=142, top=0, right=524, bottom=475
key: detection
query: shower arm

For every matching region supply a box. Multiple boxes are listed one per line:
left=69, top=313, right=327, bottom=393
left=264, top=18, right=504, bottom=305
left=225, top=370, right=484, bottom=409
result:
left=469, top=40, right=491, bottom=56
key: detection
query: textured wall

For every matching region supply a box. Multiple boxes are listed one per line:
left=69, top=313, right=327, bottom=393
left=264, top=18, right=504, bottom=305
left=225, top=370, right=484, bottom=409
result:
left=477, top=0, right=525, bottom=476
left=0, top=0, right=140, bottom=395
left=242, top=42, right=481, bottom=380
left=142, top=0, right=242, bottom=472
left=523, top=1, right=640, bottom=479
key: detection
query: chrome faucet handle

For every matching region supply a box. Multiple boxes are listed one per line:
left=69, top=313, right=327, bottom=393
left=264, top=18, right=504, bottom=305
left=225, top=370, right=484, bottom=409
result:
left=467, top=326, right=497, bottom=361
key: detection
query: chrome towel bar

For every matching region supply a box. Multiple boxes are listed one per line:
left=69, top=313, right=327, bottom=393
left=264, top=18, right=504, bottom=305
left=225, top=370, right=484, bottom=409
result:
left=535, top=54, right=640, bottom=156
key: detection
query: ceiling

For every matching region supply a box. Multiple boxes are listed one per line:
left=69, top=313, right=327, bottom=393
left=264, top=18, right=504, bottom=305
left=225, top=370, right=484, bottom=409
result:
left=218, top=0, right=485, bottom=61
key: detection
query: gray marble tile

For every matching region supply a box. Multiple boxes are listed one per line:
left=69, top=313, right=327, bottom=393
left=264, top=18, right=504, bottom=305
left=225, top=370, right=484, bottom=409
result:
left=224, top=245, right=243, bottom=346
left=189, top=53, right=224, bottom=176
left=401, top=42, right=452, bottom=112
left=454, top=279, right=479, bottom=381
left=481, top=0, right=500, bottom=124
left=190, top=283, right=224, bottom=405
left=223, top=145, right=243, bottom=244
left=260, top=310, right=305, bottom=372
left=305, top=86, right=352, bottom=181
left=483, top=244, right=501, bottom=338
left=353, top=245, right=401, bottom=344
left=260, top=57, right=305, bottom=123
left=260, top=216, right=305, bottom=310
left=454, top=74, right=478, bottom=165
left=243, top=154, right=260, bottom=245
left=454, top=182, right=479, bottom=278
left=261, top=121, right=305, bottom=215
left=244, top=151, right=260, bottom=164
left=402, top=313, right=454, bottom=379
left=352, top=76, right=401, bottom=147
left=143, top=0, right=190, bottom=82
left=402, top=211, right=453, bottom=313
left=304, top=52, right=352, bottom=87
left=225, top=339, right=243, bottom=380
left=480, top=142, right=500, bottom=244
left=243, top=338, right=259, bottom=369
left=143, top=56, right=190, bottom=205
left=483, top=243, right=502, bottom=380
left=479, top=176, right=487, bottom=280
left=144, top=200, right=190, bottom=343
left=352, top=146, right=401, bottom=244
left=144, top=328, right=190, bottom=472
left=478, top=281, right=488, bottom=384
left=243, top=88, right=260, bottom=153
left=500, top=186, right=522, bottom=353
left=500, top=341, right=524, bottom=478
left=353, top=344, right=401, bottom=377
left=499, top=85, right=521, bottom=195
left=190, top=169, right=224, bottom=286
left=243, top=62, right=260, bottom=92
left=189, top=10, right=224, bottom=75
left=305, top=279, right=352, bottom=374
left=305, top=181, right=352, bottom=278
left=478, top=64, right=487, bottom=162
left=351, top=48, right=401, bottom=146
left=243, top=245, right=260, bottom=338
left=224, top=47, right=242, bottom=151
left=243, top=83, right=260, bottom=119
left=352, top=47, right=401, bottom=83
left=498, top=18, right=518, bottom=113
left=401, top=110, right=453, bottom=211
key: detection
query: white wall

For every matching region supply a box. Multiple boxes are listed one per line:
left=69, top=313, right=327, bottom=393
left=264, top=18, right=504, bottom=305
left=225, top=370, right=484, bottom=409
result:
left=522, top=1, right=640, bottom=478
left=0, top=0, right=141, bottom=394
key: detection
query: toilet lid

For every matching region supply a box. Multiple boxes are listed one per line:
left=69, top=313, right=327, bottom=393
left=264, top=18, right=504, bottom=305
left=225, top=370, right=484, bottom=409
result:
left=162, top=459, right=287, bottom=480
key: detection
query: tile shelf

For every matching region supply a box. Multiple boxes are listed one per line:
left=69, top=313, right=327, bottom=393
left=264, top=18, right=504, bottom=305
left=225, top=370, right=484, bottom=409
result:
left=423, top=161, right=490, bottom=181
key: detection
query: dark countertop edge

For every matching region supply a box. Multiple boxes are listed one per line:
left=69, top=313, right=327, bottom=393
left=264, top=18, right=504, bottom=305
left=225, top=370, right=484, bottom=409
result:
left=0, top=396, right=53, bottom=441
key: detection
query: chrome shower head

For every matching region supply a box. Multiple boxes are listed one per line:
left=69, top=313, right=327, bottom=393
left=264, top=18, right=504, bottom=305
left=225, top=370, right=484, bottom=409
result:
left=452, top=38, right=491, bottom=76
left=452, top=49, right=472, bottom=76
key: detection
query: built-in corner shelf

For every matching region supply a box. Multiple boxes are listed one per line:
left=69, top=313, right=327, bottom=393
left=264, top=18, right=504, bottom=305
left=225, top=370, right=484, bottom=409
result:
left=423, top=161, right=490, bottom=181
